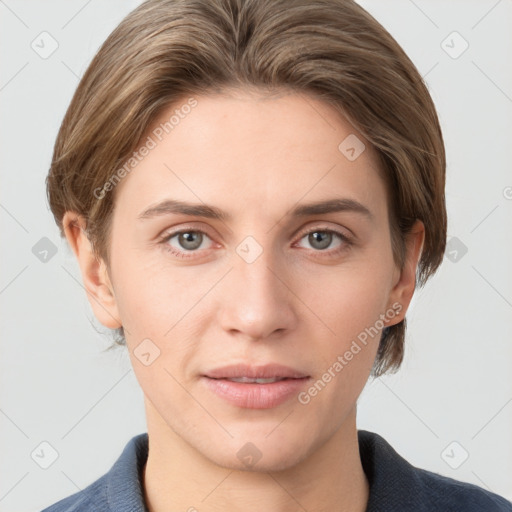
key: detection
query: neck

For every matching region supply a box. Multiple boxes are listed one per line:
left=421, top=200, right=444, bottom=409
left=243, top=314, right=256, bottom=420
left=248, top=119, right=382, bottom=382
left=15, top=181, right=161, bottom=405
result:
left=142, top=401, right=369, bottom=512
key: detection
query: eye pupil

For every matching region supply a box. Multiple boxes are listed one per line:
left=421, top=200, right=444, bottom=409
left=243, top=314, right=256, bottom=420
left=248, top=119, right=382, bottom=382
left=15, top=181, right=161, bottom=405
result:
left=179, top=231, right=202, bottom=250
left=309, top=231, right=332, bottom=250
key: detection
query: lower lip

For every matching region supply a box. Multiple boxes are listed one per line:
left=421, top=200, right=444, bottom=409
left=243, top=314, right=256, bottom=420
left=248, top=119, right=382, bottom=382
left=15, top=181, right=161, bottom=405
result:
left=202, top=377, right=311, bottom=409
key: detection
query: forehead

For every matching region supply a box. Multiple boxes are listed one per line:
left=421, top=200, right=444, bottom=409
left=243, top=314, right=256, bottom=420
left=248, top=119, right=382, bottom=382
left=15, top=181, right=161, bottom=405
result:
left=112, top=90, right=388, bottom=224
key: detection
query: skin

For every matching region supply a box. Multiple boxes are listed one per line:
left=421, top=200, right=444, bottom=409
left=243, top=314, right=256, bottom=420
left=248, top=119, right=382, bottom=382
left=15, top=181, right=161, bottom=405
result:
left=63, top=89, right=424, bottom=512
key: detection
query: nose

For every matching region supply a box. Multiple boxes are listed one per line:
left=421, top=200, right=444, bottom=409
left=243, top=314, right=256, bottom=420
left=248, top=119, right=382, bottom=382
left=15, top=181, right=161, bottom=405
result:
left=217, top=243, right=298, bottom=341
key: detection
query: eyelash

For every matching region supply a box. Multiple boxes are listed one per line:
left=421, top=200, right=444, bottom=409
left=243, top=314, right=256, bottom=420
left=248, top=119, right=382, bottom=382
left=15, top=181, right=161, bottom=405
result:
left=158, top=225, right=353, bottom=260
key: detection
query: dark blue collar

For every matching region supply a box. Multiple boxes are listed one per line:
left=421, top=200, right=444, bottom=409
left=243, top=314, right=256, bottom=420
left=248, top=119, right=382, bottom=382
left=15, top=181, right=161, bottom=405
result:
left=100, top=430, right=511, bottom=511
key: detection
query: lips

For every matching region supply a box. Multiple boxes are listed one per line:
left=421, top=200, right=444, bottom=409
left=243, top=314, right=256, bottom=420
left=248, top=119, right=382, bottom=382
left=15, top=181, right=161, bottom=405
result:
left=225, top=376, right=287, bottom=384
left=201, top=365, right=311, bottom=409
left=202, top=363, right=309, bottom=380
left=201, top=364, right=311, bottom=407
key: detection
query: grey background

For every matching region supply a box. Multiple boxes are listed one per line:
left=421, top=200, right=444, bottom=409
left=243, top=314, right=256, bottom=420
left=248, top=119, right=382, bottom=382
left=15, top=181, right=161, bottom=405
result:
left=1, top=0, right=511, bottom=510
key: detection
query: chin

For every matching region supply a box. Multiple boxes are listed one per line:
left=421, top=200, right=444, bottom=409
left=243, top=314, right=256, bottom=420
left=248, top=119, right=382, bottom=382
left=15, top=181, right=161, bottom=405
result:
left=199, top=432, right=313, bottom=473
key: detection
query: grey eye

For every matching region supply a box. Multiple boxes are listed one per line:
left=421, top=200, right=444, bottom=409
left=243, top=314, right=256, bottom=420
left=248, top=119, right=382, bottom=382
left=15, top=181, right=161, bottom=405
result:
left=307, top=231, right=334, bottom=250
left=177, top=231, right=204, bottom=250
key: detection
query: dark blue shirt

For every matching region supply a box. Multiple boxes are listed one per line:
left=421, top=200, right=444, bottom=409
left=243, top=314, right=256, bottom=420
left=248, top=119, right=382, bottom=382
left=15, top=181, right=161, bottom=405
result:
left=41, top=430, right=512, bottom=511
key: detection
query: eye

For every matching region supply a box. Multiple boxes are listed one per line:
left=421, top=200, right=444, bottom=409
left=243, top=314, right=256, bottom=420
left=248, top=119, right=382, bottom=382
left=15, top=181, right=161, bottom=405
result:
left=159, top=228, right=215, bottom=259
left=295, top=227, right=352, bottom=255
left=158, top=225, right=353, bottom=260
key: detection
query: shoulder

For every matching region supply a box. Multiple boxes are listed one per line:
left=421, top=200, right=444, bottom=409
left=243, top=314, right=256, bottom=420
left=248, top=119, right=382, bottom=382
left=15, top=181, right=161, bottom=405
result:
left=358, top=429, right=512, bottom=511
left=40, top=433, right=149, bottom=512
left=410, top=463, right=512, bottom=511
left=40, top=477, right=108, bottom=512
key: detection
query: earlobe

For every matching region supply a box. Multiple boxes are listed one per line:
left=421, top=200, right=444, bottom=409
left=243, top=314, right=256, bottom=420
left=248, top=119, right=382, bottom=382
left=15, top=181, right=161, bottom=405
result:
left=386, top=220, right=425, bottom=327
left=62, top=211, right=122, bottom=329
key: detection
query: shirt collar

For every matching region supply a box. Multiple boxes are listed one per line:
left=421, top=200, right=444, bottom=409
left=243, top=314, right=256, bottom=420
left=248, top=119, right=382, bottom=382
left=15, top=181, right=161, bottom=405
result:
left=104, top=430, right=418, bottom=511
left=106, top=432, right=149, bottom=511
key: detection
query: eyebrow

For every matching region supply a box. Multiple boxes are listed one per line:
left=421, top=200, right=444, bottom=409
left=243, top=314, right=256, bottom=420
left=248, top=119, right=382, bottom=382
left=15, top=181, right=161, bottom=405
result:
left=137, top=197, right=374, bottom=222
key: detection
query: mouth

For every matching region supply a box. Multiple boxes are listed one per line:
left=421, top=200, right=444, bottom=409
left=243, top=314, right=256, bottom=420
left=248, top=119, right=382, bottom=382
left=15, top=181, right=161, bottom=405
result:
left=207, top=376, right=299, bottom=384
left=201, top=364, right=311, bottom=409
left=202, top=363, right=309, bottom=381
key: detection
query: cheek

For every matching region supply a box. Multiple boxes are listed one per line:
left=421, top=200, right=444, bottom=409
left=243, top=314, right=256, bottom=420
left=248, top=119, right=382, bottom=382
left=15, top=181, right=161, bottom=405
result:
left=301, top=271, right=388, bottom=398
left=110, top=244, right=186, bottom=336
left=302, top=263, right=391, bottom=335
left=294, top=252, right=394, bottom=381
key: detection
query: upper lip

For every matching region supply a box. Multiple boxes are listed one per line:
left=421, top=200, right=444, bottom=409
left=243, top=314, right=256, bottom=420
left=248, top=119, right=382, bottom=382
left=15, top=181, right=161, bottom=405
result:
left=203, top=364, right=309, bottom=380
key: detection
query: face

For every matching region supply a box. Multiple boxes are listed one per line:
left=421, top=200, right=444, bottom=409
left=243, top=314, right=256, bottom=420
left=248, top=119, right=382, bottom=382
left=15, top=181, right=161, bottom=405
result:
left=72, top=89, right=422, bottom=472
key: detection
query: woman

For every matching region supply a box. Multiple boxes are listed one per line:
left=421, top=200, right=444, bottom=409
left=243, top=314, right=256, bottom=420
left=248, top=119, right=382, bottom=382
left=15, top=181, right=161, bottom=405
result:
left=42, top=0, right=512, bottom=510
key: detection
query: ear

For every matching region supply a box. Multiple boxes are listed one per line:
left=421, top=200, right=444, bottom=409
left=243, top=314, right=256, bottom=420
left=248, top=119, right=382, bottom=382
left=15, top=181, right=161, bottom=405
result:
left=385, top=220, right=425, bottom=327
left=62, top=211, right=122, bottom=329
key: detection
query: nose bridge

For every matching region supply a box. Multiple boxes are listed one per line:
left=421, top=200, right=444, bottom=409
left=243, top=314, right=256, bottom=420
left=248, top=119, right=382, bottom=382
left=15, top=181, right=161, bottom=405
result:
left=218, top=236, right=297, bottom=340
left=237, top=242, right=282, bottom=299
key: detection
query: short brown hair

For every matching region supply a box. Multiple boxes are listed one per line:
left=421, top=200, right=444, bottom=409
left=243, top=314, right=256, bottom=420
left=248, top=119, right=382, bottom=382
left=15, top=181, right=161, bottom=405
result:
left=46, top=0, right=447, bottom=376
